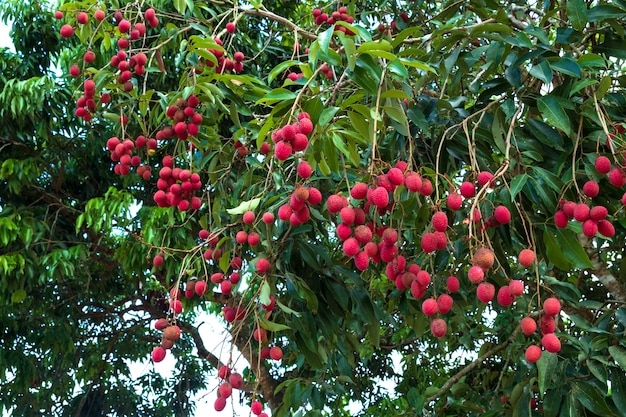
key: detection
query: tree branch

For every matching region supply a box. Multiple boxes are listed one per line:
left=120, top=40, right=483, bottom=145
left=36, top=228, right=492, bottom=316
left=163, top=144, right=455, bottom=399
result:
left=580, top=238, right=626, bottom=303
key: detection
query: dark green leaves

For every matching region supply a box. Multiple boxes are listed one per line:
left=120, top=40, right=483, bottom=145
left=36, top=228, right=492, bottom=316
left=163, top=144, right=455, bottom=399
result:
left=537, top=96, right=572, bottom=137
left=567, top=0, right=588, bottom=31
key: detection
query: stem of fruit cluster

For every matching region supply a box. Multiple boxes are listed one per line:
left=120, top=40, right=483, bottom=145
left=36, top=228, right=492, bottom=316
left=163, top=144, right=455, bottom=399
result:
left=369, top=67, right=387, bottom=177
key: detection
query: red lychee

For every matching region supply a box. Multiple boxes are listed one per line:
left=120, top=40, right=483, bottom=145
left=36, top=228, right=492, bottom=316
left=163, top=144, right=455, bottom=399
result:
left=432, top=211, right=448, bottom=232
left=421, top=298, right=438, bottom=316
left=404, top=173, right=422, bottom=192
left=476, top=282, right=495, bottom=303
left=430, top=318, right=447, bottom=338
left=437, top=294, right=453, bottom=314
left=326, top=194, right=348, bottom=213
left=543, top=297, right=561, bottom=316
left=152, top=346, right=166, bottom=362
left=459, top=181, right=476, bottom=198
left=573, top=204, right=590, bottom=222
left=541, top=333, right=561, bottom=353
left=609, top=167, right=626, bottom=187
left=520, top=317, right=537, bottom=335
left=270, top=346, right=283, bottom=360
left=342, top=237, right=360, bottom=257
left=508, top=279, right=525, bottom=297
left=468, top=265, right=485, bottom=284
left=518, top=249, right=535, bottom=267
left=582, top=219, right=598, bottom=237
left=351, top=182, right=368, bottom=199
left=256, top=258, right=270, bottom=274
left=589, top=206, right=608, bottom=221
left=446, top=276, right=460, bottom=293
left=477, top=171, right=494, bottom=187
left=595, top=155, right=611, bottom=174
left=447, top=192, right=463, bottom=210
left=554, top=211, right=568, bottom=228
left=583, top=180, right=600, bottom=198
left=421, top=233, right=438, bottom=253
left=297, top=161, right=313, bottom=178
left=496, top=286, right=514, bottom=306
left=494, top=205, right=511, bottom=224
left=597, top=219, right=615, bottom=238
left=369, top=186, right=389, bottom=208
left=473, top=247, right=495, bottom=271
left=525, top=345, right=542, bottom=363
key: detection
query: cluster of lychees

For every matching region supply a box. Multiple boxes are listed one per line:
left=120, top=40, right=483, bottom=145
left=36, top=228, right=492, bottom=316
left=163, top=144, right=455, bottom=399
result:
left=312, top=6, right=355, bottom=35
left=153, top=156, right=202, bottom=210
left=110, top=50, right=148, bottom=92
left=159, top=95, right=204, bottom=140
left=277, top=182, right=323, bottom=227
left=271, top=113, right=314, bottom=160
left=151, top=318, right=181, bottom=363
left=106, top=135, right=154, bottom=177
left=196, top=38, right=245, bottom=74
left=213, top=365, right=249, bottom=412
left=469, top=248, right=527, bottom=307
left=522, top=297, right=562, bottom=363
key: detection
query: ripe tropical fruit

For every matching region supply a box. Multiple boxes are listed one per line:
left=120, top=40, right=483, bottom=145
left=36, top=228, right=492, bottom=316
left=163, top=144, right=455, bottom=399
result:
left=496, top=286, right=514, bottom=306
left=430, top=318, right=447, bottom=338
left=518, top=249, right=535, bottom=267
left=476, top=282, right=495, bottom=303
left=468, top=265, right=485, bottom=284
left=437, top=294, right=454, bottom=314
left=520, top=317, right=537, bottom=335
left=421, top=298, right=438, bottom=316
left=508, top=279, right=524, bottom=296
left=583, top=180, right=600, bottom=198
left=473, top=247, right=495, bottom=271
left=163, top=325, right=181, bottom=340
left=270, top=346, right=283, bottom=360
left=432, top=211, right=448, bottom=232
left=541, top=333, right=561, bottom=353
left=446, top=276, right=460, bottom=293
left=594, top=155, right=611, bottom=174
left=342, top=237, right=360, bottom=257
left=543, top=297, right=561, bottom=316
left=494, top=205, right=511, bottom=224
left=525, top=345, right=542, bottom=363
left=151, top=346, right=166, bottom=363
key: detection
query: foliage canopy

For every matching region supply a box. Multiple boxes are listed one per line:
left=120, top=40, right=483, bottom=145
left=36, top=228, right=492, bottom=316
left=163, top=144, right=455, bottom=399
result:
left=2, top=0, right=626, bottom=416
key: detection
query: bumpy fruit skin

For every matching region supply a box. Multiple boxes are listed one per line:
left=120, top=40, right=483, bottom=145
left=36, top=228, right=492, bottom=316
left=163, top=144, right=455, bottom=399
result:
left=226, top=22, right=236, bottom=33
left=430, top=318, right=447, bottom=338
left=574, top=204, right=590, bottom=222
left=437, top=294, right=454, bottom=314
left=354, top=251, right=369, bottom=271
left=583, top=180, right=600, bottom=198
left=525, top=345, right=542, bottom=363
left=326, top=194, right=348, bottom=213
left=543, top=297, right=561, bottom=316
left=421, top=298, right=438, bottom=316
left=518, top=249, right=535, bottom=267
left=432, top=211, right=448, bottom=232
left=214, top=397, right=227, bottom=412
left=256, top=258, right=270, bottom=274
left=370, top=186, right=389, bottom=208
left=342, top=237, right=360, bottom=257
left=476, top=282, right=495, bottom=303
left=421, top=233, right=438, bottom=253
left=297, top=161, right=313, bottom=178
left=270, top=346, right=283, bottom=360
left=496, top=286, right=514, bottom=306
left=163, top=325, right=181, bottom=340
left=218, top=365, right=231, bottom=379
left=597, top=219, right=615, bottom=237
left=219, top=382, right=232, bottom=398
left=229, top=372, right=243, bottom=389
left=554, top=211, right=568, bottom=228
left=473, top=247, right=495, bottom=271
left=447, top=192, right=463, bottom=210
left=60, top=24, right=74, bottom=38
left=494, top=205, right=511, bottom=224
left=460, top=181, right=476, bottom=198
left=404, top=173, right=422, bottom=192
left=251, top=401, right=263, bottom=415
left=609, top=167, right=626, bottom=187
left=446, top=276, right=460, bottom=293
left=152, top=346, right=166, bottom=362
left=477, top=171, right=494, bottom=187
left=582, top=219, right=598, bottom=237
left=541, top=333, right=561, bottom=353
left=589, top=206, right=608, bottom=221
left=468, top=265, right=485, bottom=284
left=540, top=315, right=556, bottom=334
left=520, top=317, right=537, bottom=335
left=595, top=155, right=611, bottom=174
left=508, top=279, right=524, bottom=296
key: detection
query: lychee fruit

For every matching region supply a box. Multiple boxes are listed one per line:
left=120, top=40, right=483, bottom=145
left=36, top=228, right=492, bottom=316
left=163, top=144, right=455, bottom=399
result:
left=151, top=346, right=166, bottom=362
left=554, top=211, right=568, bottom=228
left=354, top=251, right=369, bottom=271
left=387, top=167, right=404, bottom=185
left=525, top=345, right=542, bottom=363
left=595, top=155, right=611, bottom=174
left=421, top=298, right=438, bottom=316
left=573, top=204, right=590, bottom=222
left=256, top=258, right=270, bottom=274
left=229, top=372, right=243, bottom=389
left=583, top=180, right=600, bottom=198
left=477, top=171, right=494, bottom=187
left=421, top=233, right=438, bottom=253
left=582, top=219, right=598, bottom=237
left=297, top=161, right=313, bottom=178
left=543, top=297, right=561, bottom=316
left=404, top=173, right=422, bottom=192
left=496, top=286, right=514, bottom=306
left=214, top=397, right=227, bottom=412
left=430, top=318, right=447, bottom=338
left=473, top=247, right=495, bottom=271
left=609, top=167, right=626, bottom=187
left=342, top=237, right=360, bottom=257
left=437, top=294, right=454, bottom=314
left=351, top=182, right=368, bottom=199
left=163, top=325, right=181, bottom=340
left=518, top=249, right=535, bottom=267
left=540, top=315, right=556, bottom=334
left=459, top=181, right=476, bottom=198
left=219, top=382, right=232, bottom=398
left=597, top=219, right=615, bottom=237
left=508, top=279, right=524, bottom=297
left=447, top=192, right=463, bottom=210
left=476, top=282, right=495, bottom=302
left=326, top=194, right=348, bottom=213
left=541, top=333, right=561, bottom=353
left=446, top=276, right=460, bottom=293
left=468, top=265, right=485, bottom=284
left=369, top=186, right=389, bottom=208
left=520, top=317, right=537, bottom=335
left=270, top=346, right=283, bottom=360
left=340, top=207, right=356, bottom=224
left=494, top=205, right=511, bottom=224
left=243, top=210, right=255, bottom=224
left=589, top=206, right=608, bottom=221
left=432, top=211, right=448, bottom=232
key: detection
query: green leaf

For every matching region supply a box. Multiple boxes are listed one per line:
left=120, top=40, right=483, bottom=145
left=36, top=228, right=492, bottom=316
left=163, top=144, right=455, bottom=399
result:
left=319, top=106, right=339, bottom=127
left=610, top=370, right=626, bottom=417
left=356, top=40, right=392, bottom=54
left=339, top=33, right=356, bottom=71
left=537, top=96, right=572, bottom=137
left=556, top=229, right=594, bottom=268
left=268, top=60, right=301, bottom=85
left=538, top=352, right=558, bottom=399
left=567, top=0, right=588, bottom=31
left=609, top=345, right=626, bottom=371
left=275, top=300, right=302, bottom=317
left=549, top=58, right=582, bottom=78
left=578, top=53, right=606, bottom=68
left=530, top=60, right=553, bottom=85
left=588, top=5, right=626, bottom=22
left=11, top=289, right=26, bottom=303
left=259, top=319, right=291, bottom=332
left=571, top=381, right=617, bottom=416
left=527, top=118, right=565, bottom=150
left=256, top=88, right=296, bottom=105
left=510, top=174, right=529, bottom=201
left=544, top=231, right=572, bottom=269
left=318, top=26, right=334, bottom=54
left=173, top=0, right=187, bottom=15
left=226, top=198, right=261, bottom=215
left=259, top=280, right=271, bottom=306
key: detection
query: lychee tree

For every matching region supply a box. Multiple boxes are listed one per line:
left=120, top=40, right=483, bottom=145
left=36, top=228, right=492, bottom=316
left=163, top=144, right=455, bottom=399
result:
left=2, top=0, right=626, bottom=416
